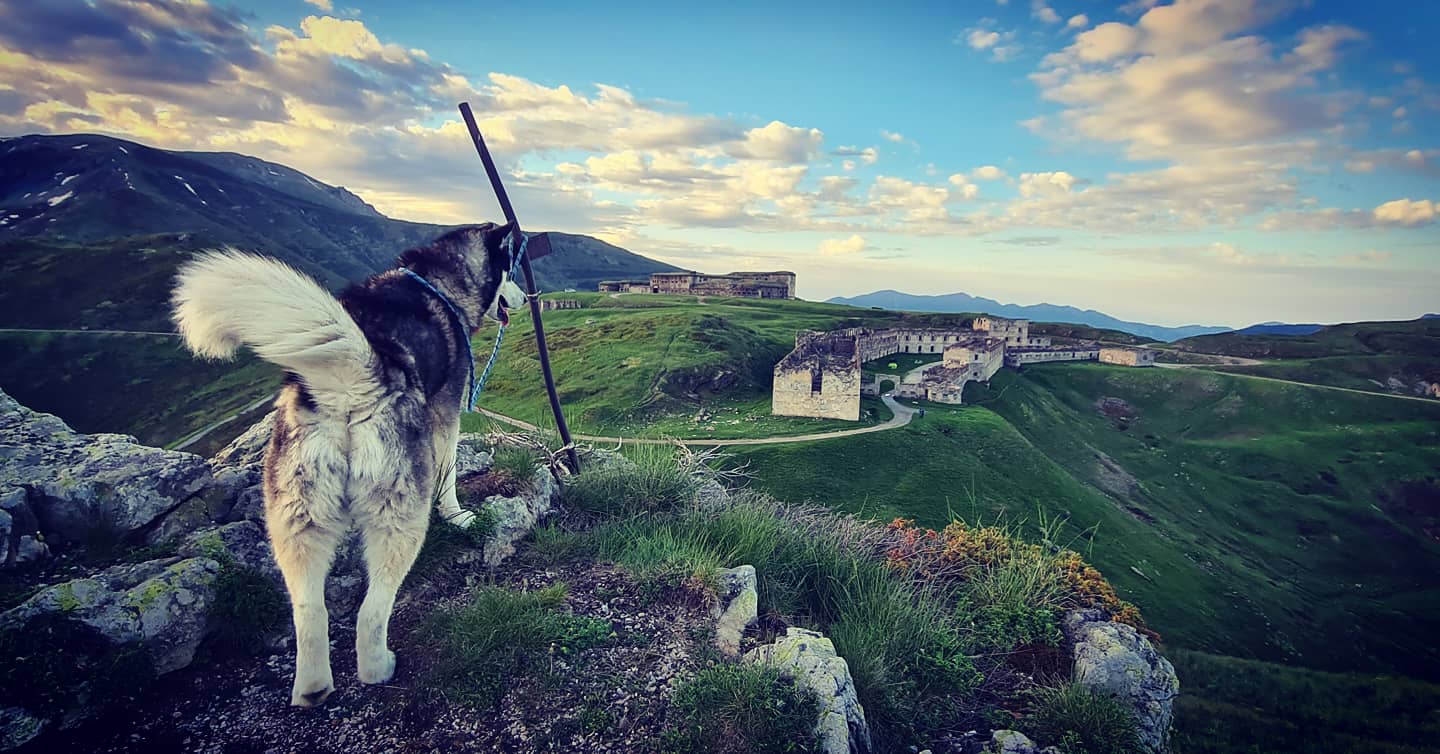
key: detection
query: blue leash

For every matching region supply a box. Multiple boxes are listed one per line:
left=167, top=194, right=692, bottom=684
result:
left=401, top=233, right=528, bottom=411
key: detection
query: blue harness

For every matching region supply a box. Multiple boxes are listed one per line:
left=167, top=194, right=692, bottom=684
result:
left=400, top=233, right=527, bottom=411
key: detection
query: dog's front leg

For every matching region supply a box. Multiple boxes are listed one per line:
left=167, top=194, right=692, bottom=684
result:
left=433, top=418, right=475, bottom=527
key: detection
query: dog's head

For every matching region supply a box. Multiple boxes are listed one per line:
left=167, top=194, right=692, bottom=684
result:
left=399, top=223, right=527, bottom=330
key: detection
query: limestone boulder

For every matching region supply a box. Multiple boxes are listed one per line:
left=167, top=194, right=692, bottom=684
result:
left=988, top=730, right=1039, bottom=754
left=0, top=707, right=44, bottom=751
left=711, top=564, right=758, bottom=657
left=1064, top=610, right=1179, bottom=753
left=744, top=627, right=872, bottom=754
left=480, top=464, right=558, bottom=567
left=0, top=390, right=213, bottom=543
left=2, top=556, right=222, bottom=674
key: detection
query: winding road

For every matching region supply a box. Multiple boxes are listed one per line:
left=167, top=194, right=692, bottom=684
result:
left=476, top=393, right=917, bottom=447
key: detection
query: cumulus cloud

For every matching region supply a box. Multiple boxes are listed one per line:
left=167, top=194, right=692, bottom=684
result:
left=946, top=174, right=980, bottom=199
left=1066, top=14, right=1089, bottom=30
left=971, top=165, right=1007, bottom=180
left=1031, top=1, right=1061, bottom=24
left=304, top=0, right=334, bottom=9
left=960, top=26, right=1021, bottom=62
left=1373, top=198, right=1437, bottom=227
left=1018, top=171, right=1078, bottom=197
left=1035, top=2, right=1365, bottom=160
left=728, top=121, right=825, bottom=163
left=818, top=235, right=868, bottom=256
left=880, top=130, right=907, bottom=144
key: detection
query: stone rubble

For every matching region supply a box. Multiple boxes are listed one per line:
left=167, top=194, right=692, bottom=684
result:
left=710, top=564, right=758, bottom=657
left=1064, top=609, right=1179, bottom=754
left=744, top=626, right=872, bottom=754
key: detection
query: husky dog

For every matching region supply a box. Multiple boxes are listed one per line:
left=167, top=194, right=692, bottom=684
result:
left=172, top=224, right=526, bottom=706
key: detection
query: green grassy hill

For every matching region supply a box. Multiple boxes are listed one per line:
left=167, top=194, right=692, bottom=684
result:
left=0, top=331, right=280, bottom=447
left=966, top=364, right=1440, bottom=677
left=1170, top=318, right=1440, bottom=399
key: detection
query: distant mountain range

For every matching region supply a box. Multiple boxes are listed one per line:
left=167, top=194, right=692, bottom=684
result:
left=1231, top=322, right=1326, bottom=336
left=827, top=289, right=1230, bottom=342
left=0, top=133, right=678, bottom=329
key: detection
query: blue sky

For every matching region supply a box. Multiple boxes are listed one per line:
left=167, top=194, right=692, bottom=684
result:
left=1, top=0, right=1437, bottom=326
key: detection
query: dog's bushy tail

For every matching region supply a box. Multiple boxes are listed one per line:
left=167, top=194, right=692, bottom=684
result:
left=172, top=249, right=379, bottom=409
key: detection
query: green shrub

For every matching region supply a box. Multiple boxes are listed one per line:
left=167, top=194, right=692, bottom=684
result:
left=491, top=445, right=541, bottom=482
left=664, top=663, right=821, bottom=754
left=595, top=518, right=730, bottom=589
left=423, top=583, right=614, bottom=706
left=207, top=564, right=289, bottom=654
left=525, top=522, right=593, bottom=565
left=562, top=446, right=701, bottom=516
left=189, top=532, right=289, bottom=655
left=1018, top=682, right=1143, bottom=754
left=410, top=506, right=497, bottom=581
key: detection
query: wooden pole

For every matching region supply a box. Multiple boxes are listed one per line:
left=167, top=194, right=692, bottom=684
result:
left=458, top=102, right=580, bottom=472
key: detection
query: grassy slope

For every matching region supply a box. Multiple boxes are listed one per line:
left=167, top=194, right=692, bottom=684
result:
left=469, top=293, right=988, bottom=437
left=0, top=331, right=279, bottom=447
left=1172, top=649, right=1440, bottom=754
left=971, top=363, right=1440, bottom=677
left=1171, top=318, right=1440, bottom=397
left=726, top=405, right=1216, bottom=647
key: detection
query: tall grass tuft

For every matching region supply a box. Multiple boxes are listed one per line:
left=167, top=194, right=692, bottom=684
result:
left=664, top=663, right=821, bottom=754
left=1017, top=681, right=1143, bottom=754
left=562, top=444, right=702, bottom=516
left=422, top=583, right=613, bottom=705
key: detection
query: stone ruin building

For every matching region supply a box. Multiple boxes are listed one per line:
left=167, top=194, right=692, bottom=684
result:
left=773, top=316, right=1156, bottom=420
left=771, top=330, right=863, bottom=420
left=598, top=270, right=796, bottom=299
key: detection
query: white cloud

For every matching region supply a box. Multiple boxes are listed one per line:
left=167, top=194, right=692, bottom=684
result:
left=966, top=29, right=1001, bottom=50
left=971, top=165, right=1007, bottom=180
left=818, top=235, right=868, bottom=256
left=961, top=26, right=1021, bottom=62
left=1373, top=198, right=1437, bottom=227
left=1032, top=1, right=1061, bottom=24
left=1018, top=171, right=1078, bottom=197
left=1066, top=14, right=1090, bottom=30
left=946, top=174, right=980, bottom=199
left=727, top=121, right=824, bottom=163
left=304, top=0, right=334, bottom=10
left=880, top=130, right=907, bottom=143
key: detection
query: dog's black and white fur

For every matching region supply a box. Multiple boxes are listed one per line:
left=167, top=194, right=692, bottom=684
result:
left=172, top=224, right=525, bottom=706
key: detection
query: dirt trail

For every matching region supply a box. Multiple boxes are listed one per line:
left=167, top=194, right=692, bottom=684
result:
left=477, top=393, right=917, bottom=447
left=1156, top=363, right=1437, bottom=404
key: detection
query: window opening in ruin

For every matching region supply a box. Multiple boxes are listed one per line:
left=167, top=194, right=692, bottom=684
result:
left=811, top=369, right=823, bottom=393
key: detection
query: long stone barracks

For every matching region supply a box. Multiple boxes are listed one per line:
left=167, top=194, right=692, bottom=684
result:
left=773, top=317, right=1156, bottom=420
left=598, top=270, right=796, bottom=299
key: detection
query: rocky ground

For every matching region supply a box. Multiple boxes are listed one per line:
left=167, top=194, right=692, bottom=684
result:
left=40, top=554, right=724, bottom=754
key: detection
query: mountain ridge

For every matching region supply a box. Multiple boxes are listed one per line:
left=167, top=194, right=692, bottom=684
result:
left=0, top=133, right=680, bottom=329
left=827, top=289, right=1229, bottom=342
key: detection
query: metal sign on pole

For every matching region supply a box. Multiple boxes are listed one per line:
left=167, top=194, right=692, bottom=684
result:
left=457, top=101, right=580, bottom=472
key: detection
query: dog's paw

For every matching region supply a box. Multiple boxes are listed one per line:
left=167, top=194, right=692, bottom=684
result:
left=358, top=648, right=396, bottom=685
left=291, top=678, right=335, bottom=708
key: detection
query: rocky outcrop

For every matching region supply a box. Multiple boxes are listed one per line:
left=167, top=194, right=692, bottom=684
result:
left=0, top=395, right=550, bottom=748
left=984, top=729, right=1064, bottom=754
left=479, top=463, right=558, bottom=567
left=0, top=391, right=215, bottom=548
left=711, top=564, right=758, bottom=657
left=2, top=556, right=222, bottom=674
left=745, top=627, right=872, bottom=754
left=1064, top=610, right=1179, bottom=753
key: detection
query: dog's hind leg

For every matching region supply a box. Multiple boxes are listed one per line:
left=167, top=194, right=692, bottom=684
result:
left=268, top=514, right=344, bottom=707
left=432, top=417, right=475, bottom=527
left=354, top=499, right=428, bottom=685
